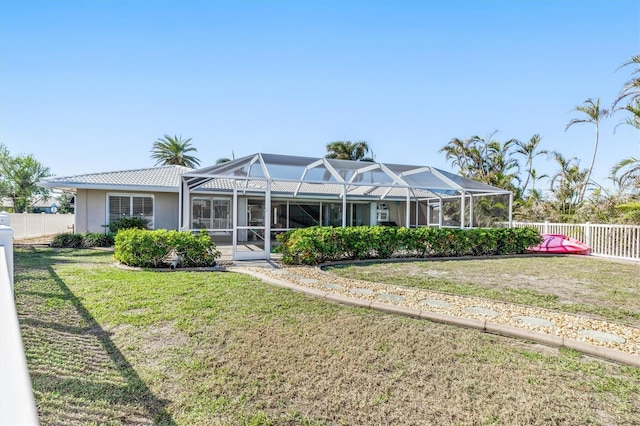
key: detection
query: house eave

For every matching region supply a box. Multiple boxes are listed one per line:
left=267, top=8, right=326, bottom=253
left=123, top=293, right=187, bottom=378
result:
left=39, top=182, right=179, bottom=193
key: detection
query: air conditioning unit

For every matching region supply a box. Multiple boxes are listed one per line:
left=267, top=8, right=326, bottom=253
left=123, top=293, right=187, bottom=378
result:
left=376, top=203, right=389, bottom=222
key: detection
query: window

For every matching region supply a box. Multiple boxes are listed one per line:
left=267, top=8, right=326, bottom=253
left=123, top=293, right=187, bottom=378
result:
left=212, top=199, right=232, bottom=229
left=271, top=202, right=288, bottom=228
left=322, top=203, right=342, bottom=227
left=289, top=203, right=320, bottom=228
left=107, top=194, right=154, bottom=228
left=192, top=199, right=211, bottom=229
left=191, top=197, right=232, bottom=230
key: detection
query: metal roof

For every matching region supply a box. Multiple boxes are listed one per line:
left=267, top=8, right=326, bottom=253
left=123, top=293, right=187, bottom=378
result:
left=183, top=153, right=510, bottom=200
left=40, top=165, right=193, bottom=192
left=40, top=154, right=511, bottom=201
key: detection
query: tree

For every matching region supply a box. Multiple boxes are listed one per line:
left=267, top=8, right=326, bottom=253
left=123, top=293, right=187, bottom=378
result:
left=325, top=141, right=374, bottom=161
left=439, top=137, right=476, bottom=178
left=565, top=98, right=609, bottom=203
left=613, top=53, right=640, bottom=110
left=215, top=158, right=231, bottom=164
left=0, top=144, right=52, bottom=213
left=480, top=137, right=521, bottom=192
left=614, top=201, right=640, bottom=224
left=611, top=157, right=640, bottom=196
left=549, top=152, right=588, bottom=220
left=150, top=134, right=201, bottom=168
left=56, top=191, right=75, bottom=214
left=610, top=99, right=640, bottom=197
left=513, top=134, right=548, bottom=198
left=440, top=132, right=520, bottom=192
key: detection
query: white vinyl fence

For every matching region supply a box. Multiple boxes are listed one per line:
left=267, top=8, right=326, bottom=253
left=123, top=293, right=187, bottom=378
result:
left=0, top=213, right=40, bottom=425
left=8, top=213, right=74, bottom=240
left=511, top=221, right=640, bottom=261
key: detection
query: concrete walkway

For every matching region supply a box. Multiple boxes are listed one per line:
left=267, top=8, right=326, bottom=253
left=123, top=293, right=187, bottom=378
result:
left=230, top=260, right=640, bottom=368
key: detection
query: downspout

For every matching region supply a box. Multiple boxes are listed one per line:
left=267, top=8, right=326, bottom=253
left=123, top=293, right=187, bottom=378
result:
left=342, top=184, right=347, bottom=227
left=508, top=192, right=513, bottom=228
left=460, top=191, right=466, bottom=229
left=232, top=186, right=238, bottom=261
left=265, top=180, right=271, bottom=260
left=405, top=189, right=411, bottom=228
left=469, top=194, right=474, bottom=228
left=178, top=179, right=184, bottom=230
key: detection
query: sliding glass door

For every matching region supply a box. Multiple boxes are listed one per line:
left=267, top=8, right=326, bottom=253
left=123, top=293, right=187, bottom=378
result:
left=234, top=193, right=269, bottom=260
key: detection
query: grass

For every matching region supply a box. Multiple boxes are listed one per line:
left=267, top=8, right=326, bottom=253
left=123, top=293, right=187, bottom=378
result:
left=326, top=255, right=640, bottom=326
left=14, top=248, right=640, bottom=425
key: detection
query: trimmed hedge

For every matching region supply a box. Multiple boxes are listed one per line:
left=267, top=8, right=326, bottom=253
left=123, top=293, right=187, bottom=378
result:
left=275, top=226, right=542, bottom=265
left=114, top=229, right=221, bottom=268
left=51, top=232, right=115, bottom=248
left=108, top=216, right=149, bottom=233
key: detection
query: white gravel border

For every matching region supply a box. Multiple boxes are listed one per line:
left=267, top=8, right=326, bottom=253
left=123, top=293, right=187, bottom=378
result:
left=232, top=265, right=640, bottom=368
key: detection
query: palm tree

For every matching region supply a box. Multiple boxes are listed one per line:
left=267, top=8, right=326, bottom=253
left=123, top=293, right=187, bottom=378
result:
left=482, top=137, right=520, bottom=191
left=610, top=98, right=640, bottom=197
left=528, top=168, right=548, bottom=197
left=325, top=141, right=374, bottom=161
left=513, top=134, right=548, bottom=198
left=613, top=53, right=640, bottom=110
left=441, top=132, right=520, bottom=191
left=611, top=157, right=640, bottom=195
left=439, top=137, right=476, bottom=178
left=565, top=98, right=609, bottom=204
left=150, top=134, right=201, bottom=168
left=550, top=152, right=588, bottom=218
left=615, top=98, right=640, bottom=135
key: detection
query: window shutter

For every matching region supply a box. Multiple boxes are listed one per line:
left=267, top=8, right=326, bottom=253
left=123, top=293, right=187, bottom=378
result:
left=109, top=196, right=130, bottom=223
left=133, top=196, right=154, bottom=227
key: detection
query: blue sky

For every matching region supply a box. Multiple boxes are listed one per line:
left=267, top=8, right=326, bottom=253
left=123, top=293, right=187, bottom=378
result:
left=1, top=0, right=639, bottom=192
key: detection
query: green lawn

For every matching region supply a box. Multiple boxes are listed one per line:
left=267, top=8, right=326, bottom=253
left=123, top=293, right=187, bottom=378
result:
left=326, top=255, right=640, bottom=327
left=15, top=248, right=640, bottom=425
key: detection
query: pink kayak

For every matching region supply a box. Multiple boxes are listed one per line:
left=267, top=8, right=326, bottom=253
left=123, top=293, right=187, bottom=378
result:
left=527, top=233, right=591, bottom=255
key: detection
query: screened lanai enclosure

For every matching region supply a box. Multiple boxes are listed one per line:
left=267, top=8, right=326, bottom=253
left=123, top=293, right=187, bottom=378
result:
left=179, top=153, right=512, bottom=260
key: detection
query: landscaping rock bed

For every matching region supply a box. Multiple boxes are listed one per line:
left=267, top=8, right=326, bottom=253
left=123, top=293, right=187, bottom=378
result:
left=241, top=265, right=640, bottom=357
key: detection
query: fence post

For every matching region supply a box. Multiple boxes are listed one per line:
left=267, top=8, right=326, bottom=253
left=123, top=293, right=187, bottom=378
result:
left=0, top=212, right=13, bottom=290
left=585, top=222, right=591, bottom=248
left=0, top=211, right=40, bottom=425
left=543, top=221, right=549, bottom=234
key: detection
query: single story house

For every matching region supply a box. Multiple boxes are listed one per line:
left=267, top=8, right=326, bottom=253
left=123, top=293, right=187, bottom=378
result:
left=41, top=153, right=512, bottom=260
left=40, top=165, right=193, bottom=233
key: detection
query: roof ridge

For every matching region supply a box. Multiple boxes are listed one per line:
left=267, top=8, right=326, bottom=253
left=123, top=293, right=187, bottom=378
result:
left=45, top=164, right=193, bottom=181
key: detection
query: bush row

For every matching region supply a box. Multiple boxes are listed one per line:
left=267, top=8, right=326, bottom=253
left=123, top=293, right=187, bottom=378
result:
left=114, top=229, right=221, bottom=268
left=50, top=217, right=149, bottom=248
left=275, top=226, right=542, bottom=265
left=50, top=232, right=115, bottom=248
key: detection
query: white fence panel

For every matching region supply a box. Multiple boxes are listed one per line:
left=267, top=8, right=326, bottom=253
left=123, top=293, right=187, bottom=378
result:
left=0, top=214, right=40, bottom=425
left=511, top=221, right=640, bottom=261
left=8, top=213, right=74, bottom=240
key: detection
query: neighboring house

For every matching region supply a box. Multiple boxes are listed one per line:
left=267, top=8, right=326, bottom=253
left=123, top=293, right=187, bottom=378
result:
left=42, top=153, right=512, bottom=261
left=1, top=194, right=63, bottom=213
left=40, top=165, right=193, bottom=233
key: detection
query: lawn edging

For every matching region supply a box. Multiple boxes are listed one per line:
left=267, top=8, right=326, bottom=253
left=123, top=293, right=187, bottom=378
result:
left=234, top=267, right=640, bottom=368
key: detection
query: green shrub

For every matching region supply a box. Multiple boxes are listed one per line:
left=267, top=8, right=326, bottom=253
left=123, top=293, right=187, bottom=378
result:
left=276, top=226, right=542, bottom=265
left=114, top=229, right=221, bottom=268
left=81, top=232, right=115, bottom=248
left=50, top=232, right=115, bottom=248
left=51, top=233, right=84, bottom=248
left=108, top=216, right=149, bottom=234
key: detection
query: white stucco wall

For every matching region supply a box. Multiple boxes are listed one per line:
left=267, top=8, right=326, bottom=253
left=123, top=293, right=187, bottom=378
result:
left=73, top=189, right=90, bottom=233
left=154, top=192, right=180, bottom=230
left=73, top=189, right=179, bottom=233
